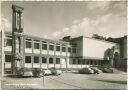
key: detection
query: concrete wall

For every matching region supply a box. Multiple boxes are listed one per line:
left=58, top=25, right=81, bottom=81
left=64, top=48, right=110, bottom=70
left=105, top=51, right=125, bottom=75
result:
left=1, top=31, right=5, bottom=76
left=83, top=37, right=116, bottom=59
left=123, top=37, right=127, bottom=59
left=76, top=38, right=83, bottom=57
left=71, top=38, right=83, bottom=57
left=0, top=31, right=1, bottom=74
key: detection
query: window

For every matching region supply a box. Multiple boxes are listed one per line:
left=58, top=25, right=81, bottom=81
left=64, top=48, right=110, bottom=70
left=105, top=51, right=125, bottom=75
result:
left=25, top=56, right=31, bottom=63
left=90, top=60, right=93, bottom=65
left=5, top=55, right=12, bottom=62
left=34, top=43, right=39, bottom=49
left=56, top=58, right=60, bottom=64
left=72, top=48, right=76, bottom=53
left=49, top=45, right=54, bottom=51
left=34, top=56, right=39, bottom=63
left=82, top=60, right=86, bottom=64
left=49, top=58, right=53, bottom=64
left=42, top=41, right=47, bottom=50
left=26, top=41, right=32, bottom=48
left=87, top=61, right=89, bottom=65
left=78, top=59, right=81, bottom=64
left=42, top=57, right=47, bottom=63
left=98, top=61, right=101, bottom=65
left=6, top=39, right=12, bottom=46
left=68, top=47, right=71, bottom=52
left=62, top=47, right=66, bottom=52
left=94, top=61, right=97, bottom=65
left=42, top=44, right=47, bottom=50
left=56, top=46, right=60, bottom=51
left=73, top=59, right=76, bottom=64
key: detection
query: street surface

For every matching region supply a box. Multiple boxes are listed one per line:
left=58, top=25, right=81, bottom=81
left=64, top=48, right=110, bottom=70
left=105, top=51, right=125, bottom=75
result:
left=1, top=72, right=127, bottom=90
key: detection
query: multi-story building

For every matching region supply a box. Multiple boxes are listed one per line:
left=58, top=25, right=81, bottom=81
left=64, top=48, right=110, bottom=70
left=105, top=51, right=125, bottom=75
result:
left=2, top=32, right=120, bottom=74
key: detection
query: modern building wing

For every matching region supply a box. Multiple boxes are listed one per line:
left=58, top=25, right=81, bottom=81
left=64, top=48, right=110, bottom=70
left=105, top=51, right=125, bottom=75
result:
left=70, top=36, right=119, bottom=59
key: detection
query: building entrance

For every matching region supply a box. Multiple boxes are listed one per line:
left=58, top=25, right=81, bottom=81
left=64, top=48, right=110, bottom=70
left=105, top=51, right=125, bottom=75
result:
left=113, top=52, right=120, bottom=68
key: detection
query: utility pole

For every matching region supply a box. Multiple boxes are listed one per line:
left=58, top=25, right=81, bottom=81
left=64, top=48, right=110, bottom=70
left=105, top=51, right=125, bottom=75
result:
left=11, top=5, right=24, bottom=75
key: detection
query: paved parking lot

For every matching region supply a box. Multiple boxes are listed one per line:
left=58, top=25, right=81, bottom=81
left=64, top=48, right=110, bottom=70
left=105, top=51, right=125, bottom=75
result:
left=1, top=72, right=127, bottom=90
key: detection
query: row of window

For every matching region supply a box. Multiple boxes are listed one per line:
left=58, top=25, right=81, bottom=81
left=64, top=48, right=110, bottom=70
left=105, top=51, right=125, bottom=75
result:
left=72, top=59, right=108, bottom=65
left=5, top=55, right=108, bottom=65
left=26, top=41, right=76, bottom=53
left=5, top=55, right=60, bottom=64
left=25, top=56, right=60, bottom=64
left=5, top=38, right=76, bottom=53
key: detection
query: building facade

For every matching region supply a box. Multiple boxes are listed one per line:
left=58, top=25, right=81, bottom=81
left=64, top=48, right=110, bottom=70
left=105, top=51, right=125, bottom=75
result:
left=107, top=36, right=127, bottom=69
left=69, top=36, right=120, bottom=67
left=3, top=32, right=120, bottom=74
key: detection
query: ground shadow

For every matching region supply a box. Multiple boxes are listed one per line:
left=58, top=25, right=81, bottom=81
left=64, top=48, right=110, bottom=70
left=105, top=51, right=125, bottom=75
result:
left=116, top=68, right=127, bottom=72
left=5, top=75, right=33, bottom=78
left=71, top=72, right=79, bottom=74
left=5, top=74, right=59, bottom=78
left=95, top=79, right=127, bottom=84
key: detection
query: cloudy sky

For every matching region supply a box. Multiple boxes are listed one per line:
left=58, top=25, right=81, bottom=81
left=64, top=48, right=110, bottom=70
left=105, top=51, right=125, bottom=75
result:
left=1, top=1, right=127, bottom=40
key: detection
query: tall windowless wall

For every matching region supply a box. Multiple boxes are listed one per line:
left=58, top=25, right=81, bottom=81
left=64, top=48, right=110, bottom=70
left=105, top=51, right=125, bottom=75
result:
left=83, top=37, right=116, bottom=59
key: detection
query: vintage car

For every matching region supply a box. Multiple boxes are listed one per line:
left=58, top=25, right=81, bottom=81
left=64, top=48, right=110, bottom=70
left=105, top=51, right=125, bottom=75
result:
left=49, top=67, right=62, bottom=75
left=78, top=67, right=94, bottom=74
left=18, top=68, right=33, bottom=77
left=101, top=68, right=113, bottom=73
left=90, top=67, right=102, bottom=74
left=42, top=69, right=52, bottom=76
left=32, top=68, right=42, bottom=77
left=97, top=66, right=113, bottom=73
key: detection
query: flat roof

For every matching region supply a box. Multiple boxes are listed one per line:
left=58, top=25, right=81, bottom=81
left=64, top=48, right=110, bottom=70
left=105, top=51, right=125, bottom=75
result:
left=4, top=32, right=69, bottom=45
left=4, top=31, right=119, bottom=45
left=71, top=36, right=118, bottom=45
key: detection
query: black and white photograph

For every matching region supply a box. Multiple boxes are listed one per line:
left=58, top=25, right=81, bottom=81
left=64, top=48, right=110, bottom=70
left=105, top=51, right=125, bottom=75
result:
left=0, top=1, right=127, bottom=90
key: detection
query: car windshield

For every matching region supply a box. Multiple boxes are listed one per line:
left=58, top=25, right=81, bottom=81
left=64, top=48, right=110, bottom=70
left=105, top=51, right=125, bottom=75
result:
left=24, top=69, right=32, bottom=72
left=83, top=68, right=89, bottom=70
left=92, top=67, right=97, bottom=69
left=50, top=67, right=56, bottom=69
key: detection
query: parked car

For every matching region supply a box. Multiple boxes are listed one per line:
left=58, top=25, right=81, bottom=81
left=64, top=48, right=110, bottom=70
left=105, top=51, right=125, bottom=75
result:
left=42, top=69, right=52, bottom=76
left=90, top=67, right=102, bottom=74
left=49, top=67, right=62, bottom=75
left=32, top=68, right=42, bottom=77
left=101, top=68, right=113, bottom=73
left=78, top=67, right=94, bottom=74
left=18, top=68, right=33, bottom=77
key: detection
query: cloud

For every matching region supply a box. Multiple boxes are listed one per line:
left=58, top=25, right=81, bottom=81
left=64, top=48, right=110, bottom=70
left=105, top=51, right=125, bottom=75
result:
left=100, top=14, right=112, bottom=23
left=2, top=18, right=11, bottom=29
left=86, top=1, right=111, bottom=11
left=50, top=12, right=126, bottom=40
left=43, top=35, right=48, bottom=39
left=51, top=31, right=61, bottom=39
left=0, top=12, right=11, bottom=32
left=1, top=13, right=11, bottom=32
left=112, top=1, right=126, bottom=10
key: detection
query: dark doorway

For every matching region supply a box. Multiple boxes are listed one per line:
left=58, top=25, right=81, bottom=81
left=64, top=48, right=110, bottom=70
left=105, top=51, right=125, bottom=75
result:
left=114, top=52, right=120, bottom=68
